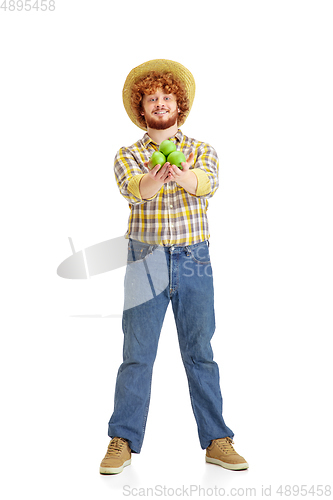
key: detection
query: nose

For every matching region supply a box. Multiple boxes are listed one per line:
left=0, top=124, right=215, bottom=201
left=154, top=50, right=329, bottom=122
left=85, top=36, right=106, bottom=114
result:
left=156, top=97, right=165, bottom=107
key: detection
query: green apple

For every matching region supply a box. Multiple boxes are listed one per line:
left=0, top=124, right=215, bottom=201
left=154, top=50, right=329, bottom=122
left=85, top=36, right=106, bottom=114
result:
left=159, top=139, right=177, bottom=157
left=167, top=151, right=186, bottom=170
left=148, top=151, right=167, bottom=170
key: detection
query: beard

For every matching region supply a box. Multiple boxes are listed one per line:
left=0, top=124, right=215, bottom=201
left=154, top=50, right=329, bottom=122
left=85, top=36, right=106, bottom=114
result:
left=144, top=109, right=179, bottom=130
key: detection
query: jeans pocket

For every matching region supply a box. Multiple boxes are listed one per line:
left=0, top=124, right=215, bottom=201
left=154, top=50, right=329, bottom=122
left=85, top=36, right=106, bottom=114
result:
left=127, top=239, right=156, bottom=264
left=186, top=241, right=211, bottom=265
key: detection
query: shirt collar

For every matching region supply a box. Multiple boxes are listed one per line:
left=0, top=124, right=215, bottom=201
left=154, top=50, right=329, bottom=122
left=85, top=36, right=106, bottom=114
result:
left=141, top=129, right=184, bottom=148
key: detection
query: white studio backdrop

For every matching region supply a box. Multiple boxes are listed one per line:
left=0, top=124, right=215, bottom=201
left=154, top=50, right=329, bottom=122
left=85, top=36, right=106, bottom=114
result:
left=0, top=1, right=332, bottom=499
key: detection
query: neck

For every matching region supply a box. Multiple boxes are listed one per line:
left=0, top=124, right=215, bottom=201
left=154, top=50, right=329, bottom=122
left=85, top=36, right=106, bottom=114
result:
left=146, top=122, right=179, bottom=145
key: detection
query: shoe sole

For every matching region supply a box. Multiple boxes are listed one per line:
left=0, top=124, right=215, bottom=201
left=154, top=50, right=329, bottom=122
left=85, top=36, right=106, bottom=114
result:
left=206, top=456, right=249, bottom=471
left=99, top=459, right=131, bottom=475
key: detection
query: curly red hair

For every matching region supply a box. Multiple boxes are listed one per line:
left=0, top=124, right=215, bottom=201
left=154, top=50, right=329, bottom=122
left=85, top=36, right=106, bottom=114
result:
left=131, top=71, right=190, bottom=129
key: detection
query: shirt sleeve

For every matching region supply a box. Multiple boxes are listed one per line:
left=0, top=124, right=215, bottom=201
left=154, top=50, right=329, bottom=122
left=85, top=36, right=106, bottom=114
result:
left=191, top=142, right=219, bottom=199
left=114, top=147, right=154, bottom=205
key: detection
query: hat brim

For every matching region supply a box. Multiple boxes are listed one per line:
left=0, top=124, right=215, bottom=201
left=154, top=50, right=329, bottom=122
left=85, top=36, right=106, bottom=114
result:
left=122, top=59, right=195, bottom=131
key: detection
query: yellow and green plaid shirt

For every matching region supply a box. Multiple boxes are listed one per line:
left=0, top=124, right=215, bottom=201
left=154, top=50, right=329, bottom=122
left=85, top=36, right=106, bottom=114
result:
left=114, top=129, right=219, bottom=246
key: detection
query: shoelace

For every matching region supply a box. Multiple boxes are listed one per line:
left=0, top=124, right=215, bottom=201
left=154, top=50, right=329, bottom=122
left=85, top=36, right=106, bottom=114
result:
left=106, top=437, right=127, bottom=456
left=216, top=437, right=236, bottom=454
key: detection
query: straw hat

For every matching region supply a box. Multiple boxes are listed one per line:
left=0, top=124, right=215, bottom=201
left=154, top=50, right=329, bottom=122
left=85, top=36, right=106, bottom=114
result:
left=122, top=59, right=196, bottom=130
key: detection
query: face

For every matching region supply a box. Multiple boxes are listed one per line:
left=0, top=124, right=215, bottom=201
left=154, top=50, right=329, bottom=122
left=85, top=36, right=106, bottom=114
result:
left=141, top=88, right=180, bottom=130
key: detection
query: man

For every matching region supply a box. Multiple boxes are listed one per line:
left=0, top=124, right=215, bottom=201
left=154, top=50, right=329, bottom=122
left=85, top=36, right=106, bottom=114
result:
left=100, top=59, right=248, bottom=474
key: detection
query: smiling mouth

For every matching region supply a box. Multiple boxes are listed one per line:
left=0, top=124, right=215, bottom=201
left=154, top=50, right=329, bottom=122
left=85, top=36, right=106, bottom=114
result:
left=153, top=110, right=169, bottom=115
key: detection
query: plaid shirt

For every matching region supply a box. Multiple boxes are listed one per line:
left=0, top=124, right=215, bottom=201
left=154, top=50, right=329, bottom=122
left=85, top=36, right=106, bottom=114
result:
left=114, top=129, right=219, bottom=246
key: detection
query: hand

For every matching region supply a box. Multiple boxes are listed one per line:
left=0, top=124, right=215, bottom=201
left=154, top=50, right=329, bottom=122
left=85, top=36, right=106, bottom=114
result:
left=167, top=152, right=197, bottom=195
left=144, top=161, right=173, bottom=184
left=140, top=161, right=174, bottom=200
left=168, top=151, right=195, bottom=181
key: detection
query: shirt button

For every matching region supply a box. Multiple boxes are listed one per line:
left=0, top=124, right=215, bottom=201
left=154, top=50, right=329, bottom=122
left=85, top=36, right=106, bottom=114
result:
left=170, top=204, right=173, bottom=208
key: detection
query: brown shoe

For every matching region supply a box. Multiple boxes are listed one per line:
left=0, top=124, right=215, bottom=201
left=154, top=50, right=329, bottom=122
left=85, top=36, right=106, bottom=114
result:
left=206, top=437, right=249, bottom=471
left=99, top=437, right=131, bottom=474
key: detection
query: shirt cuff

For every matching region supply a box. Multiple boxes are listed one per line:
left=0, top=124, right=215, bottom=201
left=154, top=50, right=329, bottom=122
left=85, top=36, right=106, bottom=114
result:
left=192, top=168, right=212, bottom=196
left=128, top=175, right=144, bottom=200
left=128, top=174, right=159, bottom=201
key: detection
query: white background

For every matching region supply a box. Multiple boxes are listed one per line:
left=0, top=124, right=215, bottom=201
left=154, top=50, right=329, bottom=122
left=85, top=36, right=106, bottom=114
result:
left=1, top=0, right=332, bottom=498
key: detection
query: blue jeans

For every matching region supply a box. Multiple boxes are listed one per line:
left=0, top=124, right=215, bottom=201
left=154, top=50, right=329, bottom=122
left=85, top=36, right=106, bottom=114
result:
left=108, top=239, right=234, bottom=453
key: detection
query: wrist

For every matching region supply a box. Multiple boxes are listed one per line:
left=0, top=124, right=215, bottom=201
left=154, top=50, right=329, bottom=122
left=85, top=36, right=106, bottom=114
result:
left=140, top=173, right=164, bottom=199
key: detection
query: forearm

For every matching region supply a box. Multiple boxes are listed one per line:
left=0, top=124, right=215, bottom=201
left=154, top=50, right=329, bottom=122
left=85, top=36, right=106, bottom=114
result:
left=139, top=174, right=164, bottom=200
